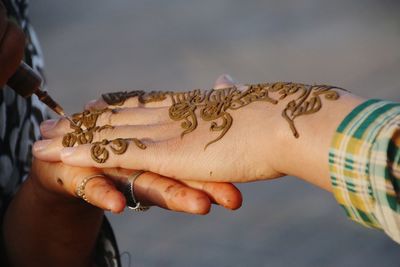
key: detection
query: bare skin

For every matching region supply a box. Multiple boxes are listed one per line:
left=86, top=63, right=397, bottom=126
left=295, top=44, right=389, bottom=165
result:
left=33, top=75, right=365, bottom=191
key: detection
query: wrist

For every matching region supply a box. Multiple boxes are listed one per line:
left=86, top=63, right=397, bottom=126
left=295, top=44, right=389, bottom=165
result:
left=273, top=90, right=365, bottom=191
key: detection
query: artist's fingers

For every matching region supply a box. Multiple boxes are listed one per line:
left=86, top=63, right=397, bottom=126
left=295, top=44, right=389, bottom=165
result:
left=181, top=180, right=242, bottom=210
left=78, top=173, right=126, bottom=213
left=135, top=174, right=210, bottom=214
left=104, top=169, right=211, bottom=214
left=32, top=159, right=126, bottom=213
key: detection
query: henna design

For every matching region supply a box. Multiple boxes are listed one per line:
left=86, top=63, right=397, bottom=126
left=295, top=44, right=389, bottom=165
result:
left=166, top=83, right=342, bottom=148
left=109, top=138, right=128, bottom=154
left=167, top=85, right=278, bottom=148
left=102, top=90, right=145, bottom=106
left=100, top=82, right=343, bottom=150
left=90, top=138, right=147, bottom=163
left=102, top=90, right=172, bottom=106
left=91, top=139, right=110, bottom=163
left=281, top=84, right=340, bottom=137
left=62, top=108, right=146, bottom=163
left=132, top=138, right=147, bottom=150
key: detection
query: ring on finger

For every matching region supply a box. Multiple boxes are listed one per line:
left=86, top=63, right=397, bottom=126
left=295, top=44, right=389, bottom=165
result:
left=124, top=170, right=150, bottom=211
left=76, top=174, right=105, bottom=203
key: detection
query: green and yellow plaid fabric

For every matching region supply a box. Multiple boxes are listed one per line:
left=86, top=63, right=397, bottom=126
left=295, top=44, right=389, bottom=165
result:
left=329, top=99, right=400, bottom=243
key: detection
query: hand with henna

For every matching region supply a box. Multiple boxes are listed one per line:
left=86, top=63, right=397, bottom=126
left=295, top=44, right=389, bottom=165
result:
left=33, top=75, right=364, bottom=191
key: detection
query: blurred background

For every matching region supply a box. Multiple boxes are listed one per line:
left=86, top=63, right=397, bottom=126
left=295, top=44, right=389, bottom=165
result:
left=31, top=0, right=400, bottom=266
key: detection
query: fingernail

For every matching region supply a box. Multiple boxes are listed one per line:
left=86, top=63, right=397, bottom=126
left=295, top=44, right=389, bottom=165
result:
left=217, top=74, right=235, bottom=84
left=221, top=74, right=235, bottom=83
left=40, top=119, right=58, bottom=132
left=84, top=99, right=98, bottom=110
left=214, top=74, right=236, bottom=89
left=85, top=99, right=107, bottom=110
left=33, top=140, right=53, bottom=152
left=60, top=147, right=74, bottom=158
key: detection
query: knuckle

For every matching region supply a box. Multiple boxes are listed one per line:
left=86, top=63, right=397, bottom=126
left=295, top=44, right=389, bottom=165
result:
left=102, top=110, right=114, bottom=126
left=94, top=126, right=114, bottom=142
left=164, top=183, right=185, bottom=200
left=97, top=109, right=118, bottom=126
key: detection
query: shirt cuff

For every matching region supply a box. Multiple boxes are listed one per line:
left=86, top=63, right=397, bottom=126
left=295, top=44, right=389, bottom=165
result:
left=329, top=99, right=400, bottom=242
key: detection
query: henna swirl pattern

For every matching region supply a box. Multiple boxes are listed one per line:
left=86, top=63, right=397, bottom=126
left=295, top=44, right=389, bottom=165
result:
left=165, top=83, right=341, bottom=148
left=62, top=108, right=147, bottom=163
left=101, top=82, right=343, bottom=149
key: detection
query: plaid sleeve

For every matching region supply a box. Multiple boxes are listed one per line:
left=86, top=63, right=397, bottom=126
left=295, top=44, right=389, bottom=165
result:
left=329, top=99, right=400, bottom=243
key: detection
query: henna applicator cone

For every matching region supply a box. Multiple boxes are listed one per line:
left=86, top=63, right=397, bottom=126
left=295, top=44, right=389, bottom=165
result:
left=6, top=61, right=66, bottom=116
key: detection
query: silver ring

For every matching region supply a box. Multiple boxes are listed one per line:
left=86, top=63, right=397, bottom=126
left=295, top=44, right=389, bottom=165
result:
left=76, top=174, right=105, bottom=203
left=124, top=170, right=150, bottom=211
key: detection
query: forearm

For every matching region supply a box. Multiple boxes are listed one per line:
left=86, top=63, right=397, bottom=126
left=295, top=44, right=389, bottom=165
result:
left=273, top=90, right=365, bottom=191
left=3, top=177, right=103, bottom=267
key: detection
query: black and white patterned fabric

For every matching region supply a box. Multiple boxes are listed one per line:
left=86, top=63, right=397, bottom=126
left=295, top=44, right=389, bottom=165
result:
left=0, top=1, right=121, bottom=266
left=0, top=0, right=47, bottom=219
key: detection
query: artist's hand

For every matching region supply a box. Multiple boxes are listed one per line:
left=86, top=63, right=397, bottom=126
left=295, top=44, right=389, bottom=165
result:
left=0, top=1, right=25, bottom=86
left=4, top=152, right=241, bottom=266
left=27, top=158, right=241, bottom=214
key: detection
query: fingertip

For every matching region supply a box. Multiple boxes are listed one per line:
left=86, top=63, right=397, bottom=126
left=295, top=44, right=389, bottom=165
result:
left=108, top=192, right=126, bottom=214
left=87, top=178, right=126, bottom=213
left=219, top=185, right=243, bottom=210
left=186, top=194, right=211, bottom=215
